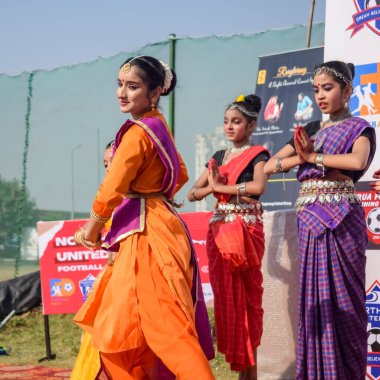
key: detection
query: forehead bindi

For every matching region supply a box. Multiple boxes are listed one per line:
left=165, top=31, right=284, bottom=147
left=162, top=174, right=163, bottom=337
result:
left=118, top=66, right=144, bottom=84
left=313, top=73, right=336, bottom=87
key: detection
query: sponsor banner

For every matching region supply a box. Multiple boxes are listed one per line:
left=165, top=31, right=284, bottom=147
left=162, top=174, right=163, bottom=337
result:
left=349, top=61, right=380, bottom=182
left=346, top=1, right=380, bottom=38
left=325, top=2, right=380, bottom=377
left=356, top=185, right=380, bottom=248
left=366, top=280, right=380, bottom=380
left=254, top=47, right=323, bottom=211
left=325, top=1, right=380, bottom=183
left=38, top=212, right=213, bottom=315
left=37, top=220, right=107, bottom=315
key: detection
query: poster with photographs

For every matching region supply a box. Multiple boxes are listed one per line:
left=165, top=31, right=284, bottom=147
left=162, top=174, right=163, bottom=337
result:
left=253, top=47, right=323, bottom=211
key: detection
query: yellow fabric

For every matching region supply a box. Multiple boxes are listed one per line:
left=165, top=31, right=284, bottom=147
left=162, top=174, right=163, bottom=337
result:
left=70, top=219, right=113, bottom=380
left=70, top=332, right=100, bottom=380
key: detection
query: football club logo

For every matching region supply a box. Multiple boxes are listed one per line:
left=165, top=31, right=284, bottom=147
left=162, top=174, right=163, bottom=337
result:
left=50, top=278, right=75, bottom=297
left=79, top=274, right=96, bottom=301
left=367, top=207, right=380, bottom=234
left=366, top=280, right=380, bottom=380
left=347, top=0, right=380, bottom=37
left=350, top=62, right=380, bottom=117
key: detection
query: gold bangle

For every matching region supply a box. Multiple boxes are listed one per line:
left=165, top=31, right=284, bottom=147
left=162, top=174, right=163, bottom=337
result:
left=191, top=188, right=200, bottom=201
left=74, top=229, right=102, bottom=250
left=90, top=209, right=110, bottom=224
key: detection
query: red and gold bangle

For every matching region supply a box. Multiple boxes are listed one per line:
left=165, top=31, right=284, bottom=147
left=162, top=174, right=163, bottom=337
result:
left=89, top=209, right=110, bottom=224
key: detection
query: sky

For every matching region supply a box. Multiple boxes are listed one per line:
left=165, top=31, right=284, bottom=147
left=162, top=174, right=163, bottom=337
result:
left=0, top=0, right=325, bottom=75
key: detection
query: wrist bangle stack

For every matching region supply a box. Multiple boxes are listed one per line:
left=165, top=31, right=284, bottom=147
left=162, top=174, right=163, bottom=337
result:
left=74, top=229, right=102, bottom=250
left=90, top=209, right=110, bottom=224
left=191, top=188, right=200, bottom=201
left=274, top=157, right=284, bottom=173
left=236, top=182, right=247, bottom=203
left=315, top=153, right=324, bottom=167
left=315, top=153, right=325, bottom=177
left=236, top=182, right=247, bottom=195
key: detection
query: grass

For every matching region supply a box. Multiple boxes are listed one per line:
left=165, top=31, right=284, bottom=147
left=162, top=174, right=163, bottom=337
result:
left=0, top=259, right=40, bottom=282
left=0, top=307, right=237, bottom=379
left=0, top=261, right=236, bottom=378
left=0, top=308, right=81, bottom=368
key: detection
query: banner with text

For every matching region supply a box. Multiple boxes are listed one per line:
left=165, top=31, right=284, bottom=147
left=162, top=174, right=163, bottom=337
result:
left=253, top=47, right=324, bottom=212
left=325, top=1, right=380, bottom=378
left=37, top=212, right=213, bottom=315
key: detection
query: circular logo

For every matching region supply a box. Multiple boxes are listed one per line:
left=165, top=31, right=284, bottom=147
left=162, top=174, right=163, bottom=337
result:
left=367, top=207, right=380, bottom=234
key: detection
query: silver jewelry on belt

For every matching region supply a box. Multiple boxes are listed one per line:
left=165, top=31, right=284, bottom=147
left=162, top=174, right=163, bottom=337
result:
left=210, top=202, right=263, bottom=225
left=295, top=179, right=360, bottom=210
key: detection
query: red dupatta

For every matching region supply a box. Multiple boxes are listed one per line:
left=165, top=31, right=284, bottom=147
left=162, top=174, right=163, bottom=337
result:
left=210, top=146, right=268, bottom=204
left=209, top=146, right=268, bottom=269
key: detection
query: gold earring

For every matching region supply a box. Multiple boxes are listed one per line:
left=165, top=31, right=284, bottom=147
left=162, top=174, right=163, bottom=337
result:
left=151, top=102, right=156, bottom=110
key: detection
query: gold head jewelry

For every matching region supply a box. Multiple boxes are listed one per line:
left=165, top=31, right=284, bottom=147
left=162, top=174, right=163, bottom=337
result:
left=122, top=63, right=132, bottom=73
left=235, top=94, right=245, bottom=102
left=313, top=66, right=351, bottom=85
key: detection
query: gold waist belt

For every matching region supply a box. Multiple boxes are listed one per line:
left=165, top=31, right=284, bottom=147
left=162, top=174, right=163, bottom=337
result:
left=210, top=202, right=263, bottom=225
left=296, top=179, right=359, bottom=210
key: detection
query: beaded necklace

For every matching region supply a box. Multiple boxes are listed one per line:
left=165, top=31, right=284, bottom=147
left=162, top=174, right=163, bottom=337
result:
left=222, top=144, right=251, bottom=165
left=230, top=144, right=251, bottom=153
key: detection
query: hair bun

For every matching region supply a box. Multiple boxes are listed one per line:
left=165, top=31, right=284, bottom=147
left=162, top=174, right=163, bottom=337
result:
left=244, top=94, right=262, bottom=113
left=161, top=68, right=177, bottom=96
left=347, top=63, right=355, bottom=80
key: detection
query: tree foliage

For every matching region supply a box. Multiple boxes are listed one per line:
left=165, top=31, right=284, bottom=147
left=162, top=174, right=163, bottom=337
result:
left=0, top=176, right=36, bottom=257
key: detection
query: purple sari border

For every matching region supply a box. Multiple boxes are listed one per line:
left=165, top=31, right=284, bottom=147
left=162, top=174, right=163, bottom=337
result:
left=103, top=117, right=180, bottom=251
left=165, top=203, right=215, bottom=361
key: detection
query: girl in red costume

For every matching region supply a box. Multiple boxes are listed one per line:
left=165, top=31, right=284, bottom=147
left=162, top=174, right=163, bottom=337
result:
left=188, top=94, right=269, bottom=380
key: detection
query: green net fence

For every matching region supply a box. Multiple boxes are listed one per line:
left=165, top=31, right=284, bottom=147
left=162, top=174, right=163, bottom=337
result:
left=0, top=23, right=324, bottom=278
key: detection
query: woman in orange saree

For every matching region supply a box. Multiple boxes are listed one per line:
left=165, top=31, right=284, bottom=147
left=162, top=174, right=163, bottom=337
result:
left=73, top=56, right=214, bottom=380
left=188, top=94, right=269, bottom=380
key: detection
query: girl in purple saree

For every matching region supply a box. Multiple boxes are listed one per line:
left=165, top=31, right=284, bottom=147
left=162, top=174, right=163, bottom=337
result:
left=264, top=61, right=376, bottom=379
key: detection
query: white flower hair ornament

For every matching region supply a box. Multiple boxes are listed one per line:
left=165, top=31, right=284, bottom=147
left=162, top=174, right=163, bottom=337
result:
left=159, top=60, right=174, bottom=93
